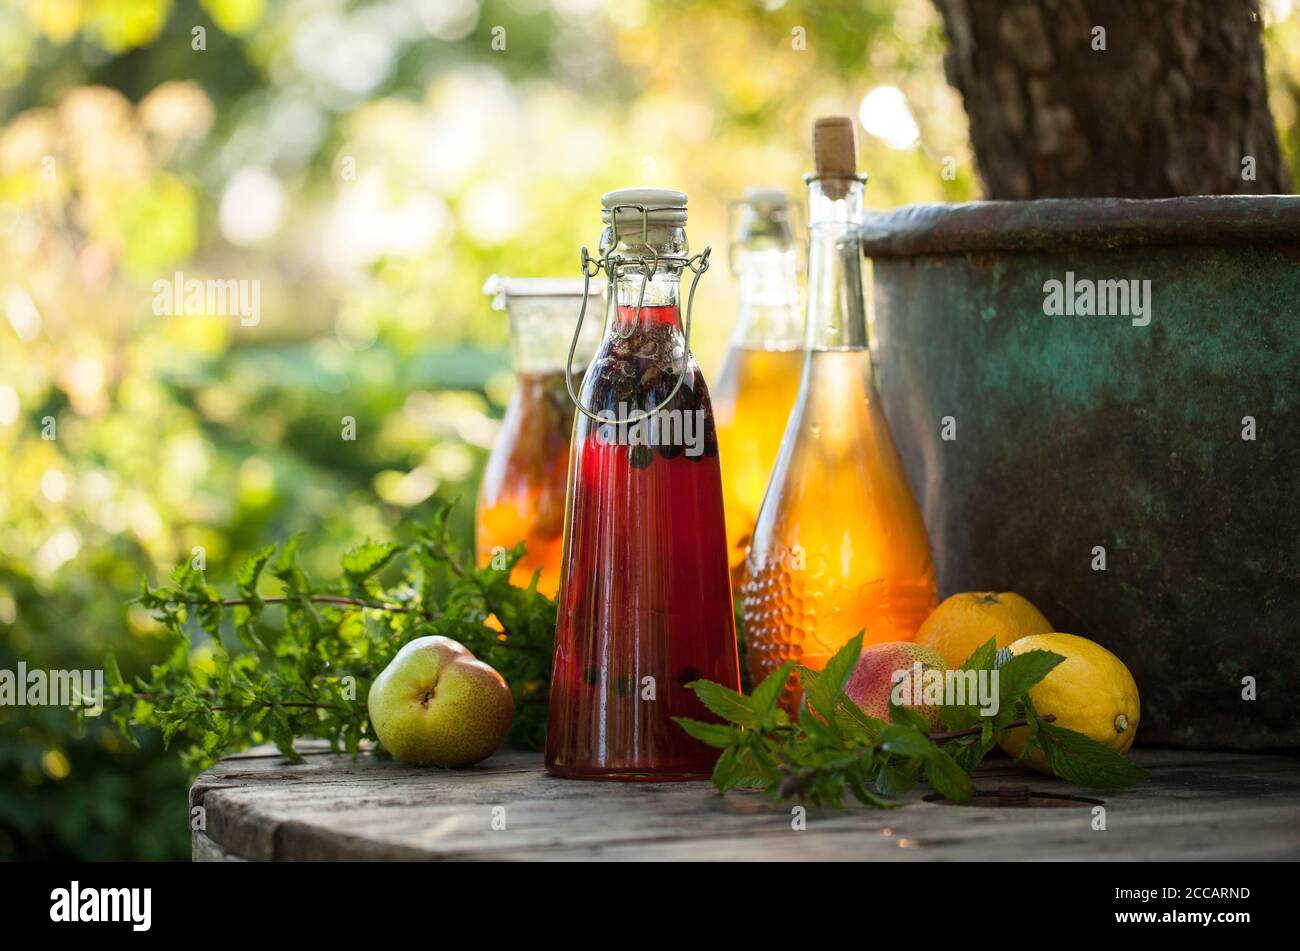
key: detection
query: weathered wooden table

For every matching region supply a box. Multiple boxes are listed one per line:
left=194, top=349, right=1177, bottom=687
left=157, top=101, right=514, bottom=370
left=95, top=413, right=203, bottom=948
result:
left=190, top=745, right=1300, bottom=861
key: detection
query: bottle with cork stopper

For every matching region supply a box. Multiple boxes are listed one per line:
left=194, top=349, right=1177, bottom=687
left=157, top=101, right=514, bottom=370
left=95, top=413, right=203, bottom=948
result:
left=741, top=117, right=938, bottom=703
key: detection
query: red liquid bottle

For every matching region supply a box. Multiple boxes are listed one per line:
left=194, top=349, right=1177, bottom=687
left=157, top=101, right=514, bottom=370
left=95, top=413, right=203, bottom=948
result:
left=546, top=188, right=741, bottom=780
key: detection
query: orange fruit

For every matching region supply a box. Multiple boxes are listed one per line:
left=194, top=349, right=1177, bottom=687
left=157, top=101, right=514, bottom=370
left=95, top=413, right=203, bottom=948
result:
left=913, top=592, right=1052, bottom=668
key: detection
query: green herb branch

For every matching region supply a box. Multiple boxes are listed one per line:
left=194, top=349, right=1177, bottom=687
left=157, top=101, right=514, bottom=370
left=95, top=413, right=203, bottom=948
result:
left=168, top=595, right=423, bottom=612
left=98, top=502, right=556, bottom=772
left=673, top=632, right=1148, bottom=808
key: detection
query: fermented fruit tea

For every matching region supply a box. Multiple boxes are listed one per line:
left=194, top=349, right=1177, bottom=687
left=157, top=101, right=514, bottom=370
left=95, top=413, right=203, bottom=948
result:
left=712, top=188, right=804, bottom=579
left=743, top=118, right=937, bottom=699
left=546, top=188, right=742, bottom=780
left=476, top=276, right=602, bottom=598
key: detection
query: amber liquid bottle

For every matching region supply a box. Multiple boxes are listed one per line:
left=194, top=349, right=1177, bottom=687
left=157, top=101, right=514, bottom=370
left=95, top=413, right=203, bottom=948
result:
left=476, top=278, right=601, bottom=598
left=546, top=188, right=741, bottom=780
left=742, top=120, right=936, bottom=698
left=712, top=190, right=804, bottom=578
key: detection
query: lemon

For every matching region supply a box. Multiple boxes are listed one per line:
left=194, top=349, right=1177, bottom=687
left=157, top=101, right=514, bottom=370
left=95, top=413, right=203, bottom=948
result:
left=913, top=592, right=1053, bottom=668
left=998, top=633, right=1140, bottom=773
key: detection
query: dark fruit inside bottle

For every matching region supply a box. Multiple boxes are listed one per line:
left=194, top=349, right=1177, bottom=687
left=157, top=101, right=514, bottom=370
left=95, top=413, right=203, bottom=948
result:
left=546, top=303, right=741, bottom=780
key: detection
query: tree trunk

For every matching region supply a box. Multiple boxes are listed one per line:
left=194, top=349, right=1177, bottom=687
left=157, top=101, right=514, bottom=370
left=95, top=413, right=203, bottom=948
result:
left=934, top=0, right=1291, bottom=198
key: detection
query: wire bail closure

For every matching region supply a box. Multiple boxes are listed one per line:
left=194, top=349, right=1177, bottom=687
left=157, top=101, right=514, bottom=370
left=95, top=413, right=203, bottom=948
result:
left=564, top=203, right=710, bottom=425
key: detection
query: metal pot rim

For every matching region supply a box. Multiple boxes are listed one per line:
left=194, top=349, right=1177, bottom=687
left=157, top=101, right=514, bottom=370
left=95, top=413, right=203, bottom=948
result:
left=861, top=195, right=1300, bottom=257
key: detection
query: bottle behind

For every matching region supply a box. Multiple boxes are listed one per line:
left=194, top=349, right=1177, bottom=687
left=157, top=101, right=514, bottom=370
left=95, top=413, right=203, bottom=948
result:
left=546, top=188, right=741, bottom=780
left=712, top=189, right=804, bottom=580
left=742, top=119, right=937, bottom=700
left=476, top=277, right=603, bottom=598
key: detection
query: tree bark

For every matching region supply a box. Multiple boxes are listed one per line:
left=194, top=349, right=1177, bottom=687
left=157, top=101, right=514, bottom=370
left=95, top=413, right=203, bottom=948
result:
left=934, top=0, right=1291, bottom=198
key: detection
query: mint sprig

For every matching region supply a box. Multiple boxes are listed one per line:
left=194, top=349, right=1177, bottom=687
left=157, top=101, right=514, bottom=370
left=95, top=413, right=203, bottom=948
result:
left=100, top=501, right=557, bottom=770
left=1030, top=716, right=1150, bottom=788
left=674, top=633, right=1148, bottom=807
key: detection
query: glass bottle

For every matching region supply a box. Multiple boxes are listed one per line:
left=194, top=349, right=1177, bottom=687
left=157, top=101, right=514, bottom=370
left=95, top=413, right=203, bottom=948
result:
left=546, top=188, right=742, bottom=780
left=711, top=189, right=804, bottom=580
left=742, top=127, right=937, bottom=698
left=476, top=277, right=602, bottom=599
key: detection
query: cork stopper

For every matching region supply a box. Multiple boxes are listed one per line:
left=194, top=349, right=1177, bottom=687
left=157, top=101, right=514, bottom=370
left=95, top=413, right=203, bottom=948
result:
left=813, top=115, right=857, bottom=198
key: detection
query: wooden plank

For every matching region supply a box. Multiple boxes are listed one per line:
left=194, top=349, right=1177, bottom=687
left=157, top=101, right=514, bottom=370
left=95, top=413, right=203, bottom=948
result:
left=191, top=830, right=247, bottom=862
left=190, top=748, right=1300, bottom=861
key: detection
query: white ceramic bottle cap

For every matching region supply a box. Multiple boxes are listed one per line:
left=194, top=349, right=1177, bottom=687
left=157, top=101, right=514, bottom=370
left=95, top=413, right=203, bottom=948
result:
left=600, top=187, right=688, bottom=227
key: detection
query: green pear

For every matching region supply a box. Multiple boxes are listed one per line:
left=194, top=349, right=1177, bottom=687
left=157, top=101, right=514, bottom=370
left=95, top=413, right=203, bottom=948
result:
left=368, top=635, right=514, bottom=767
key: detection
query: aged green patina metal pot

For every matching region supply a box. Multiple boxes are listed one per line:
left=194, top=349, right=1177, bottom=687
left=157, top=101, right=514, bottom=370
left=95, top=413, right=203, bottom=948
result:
left=863, top=196, right=1299, bottom=750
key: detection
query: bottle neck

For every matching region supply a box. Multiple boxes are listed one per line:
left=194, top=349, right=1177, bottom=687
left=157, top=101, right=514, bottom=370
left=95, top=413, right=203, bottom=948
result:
left=731, top=247, right=801, bottom=349
left=804, top=177, right=868, bottom=352
left=609, top=267, right=682, bottom=331
left=508, top=298, right=592, bottom=373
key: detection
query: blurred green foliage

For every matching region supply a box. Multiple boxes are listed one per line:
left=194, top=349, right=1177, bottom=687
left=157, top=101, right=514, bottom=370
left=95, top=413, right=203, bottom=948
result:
left=0, top=0, right=1296, bottom=861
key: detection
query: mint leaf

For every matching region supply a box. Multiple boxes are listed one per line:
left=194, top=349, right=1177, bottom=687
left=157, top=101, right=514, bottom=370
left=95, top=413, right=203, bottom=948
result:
left=1035, top=721, right=1148, bottom=788
left=938, top=638, right=1003, bottom=732
left=875, top=759, right=921, bottom=796
left=888, top=700, right=932, bottom=733
left=946, top=646, right=1066, bottom=737
left=937, top=685, right=982, bottom=731
left=944, top=733, right=996, bottom=773
left=672, top=716, right=738, bottom=749
left=711, top=745, right=765, bottom=793
left=272, top=532, right=305, bottom=582
left=235, top=544, right=274, bottom=600
left=925, top=747, right=975, bottom=803
left=878, top=723, right=936, bottom=759
left=847, top=770, right=902, bottom=809
left=749, top=661, right=795, bottom=723
left=807, top=630, right=864, bottom=720
left=960, top=637, right=999, bottom=672
left=837, top=694, right=886, bottom=738
left=797, top=686, right=831, bottom=735
left=994, top=649, right=1064, bottom=708
left=341, top=540, right=402, bottom=582
left=795, top=664, right=819, bottom=692
left=104, top=653, right=124, bottom=689
left=687, top=679, right=759, bottom=728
